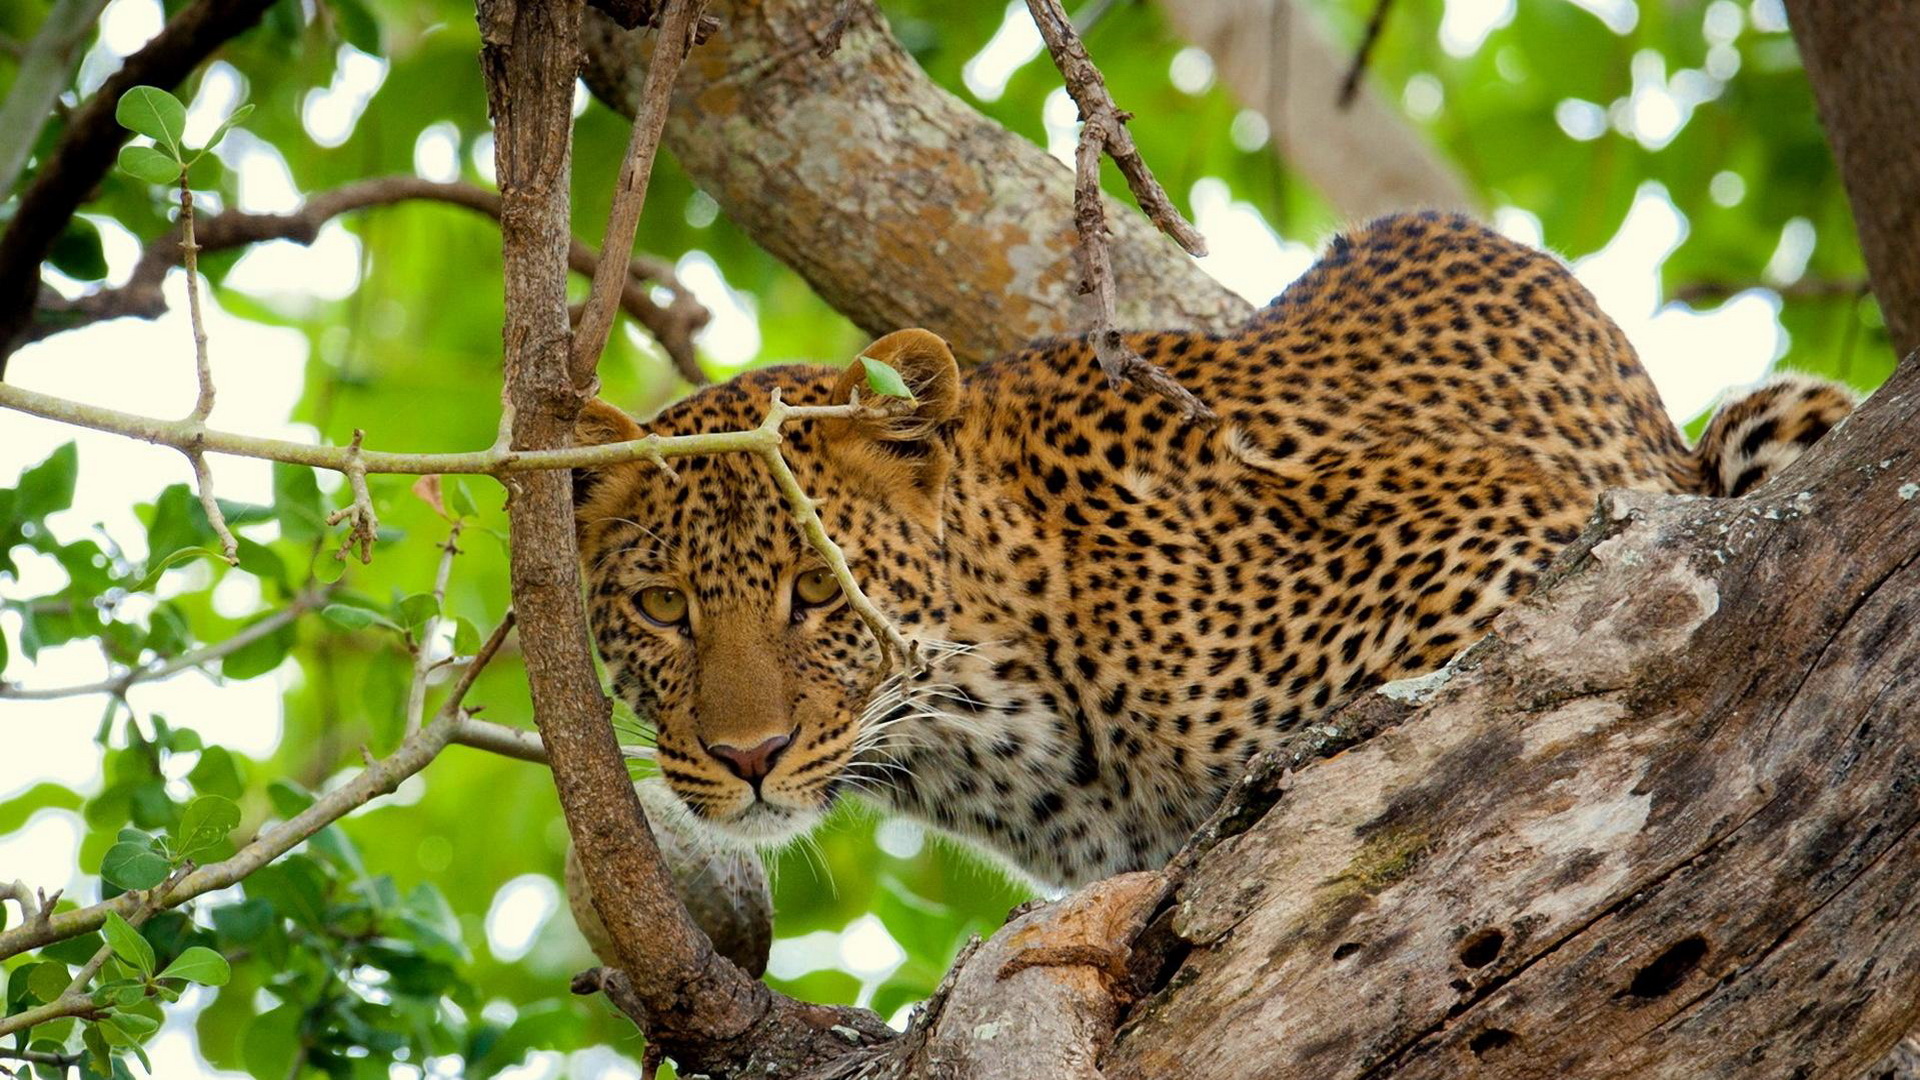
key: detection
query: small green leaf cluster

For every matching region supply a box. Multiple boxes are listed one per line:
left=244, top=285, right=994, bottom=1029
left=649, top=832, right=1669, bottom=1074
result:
left=114, top=86, right=254, bottom=187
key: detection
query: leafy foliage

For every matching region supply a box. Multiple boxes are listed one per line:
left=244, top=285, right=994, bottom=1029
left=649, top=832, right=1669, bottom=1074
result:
left=0, top=0, right=1894, bottom=1078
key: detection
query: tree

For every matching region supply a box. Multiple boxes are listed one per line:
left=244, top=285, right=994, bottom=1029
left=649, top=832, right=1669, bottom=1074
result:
left=0, top=0, right=1912, bottom=1077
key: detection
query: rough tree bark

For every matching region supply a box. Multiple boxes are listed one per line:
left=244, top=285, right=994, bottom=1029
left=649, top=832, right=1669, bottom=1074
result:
left=578, top=0, right=1250, bottom=367
left=1783, top=1, right=1920, bottom=358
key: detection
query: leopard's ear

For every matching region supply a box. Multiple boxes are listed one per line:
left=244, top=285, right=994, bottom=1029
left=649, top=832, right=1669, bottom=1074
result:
left=826, top=329, right=962, bottom=500
left=829, top=329, right=961, bottom=442
left=572, top=398, right=644, bottom=515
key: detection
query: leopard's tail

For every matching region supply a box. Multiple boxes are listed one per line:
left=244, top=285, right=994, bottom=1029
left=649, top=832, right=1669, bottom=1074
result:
left=1693, top=374, right=1857, bottom=497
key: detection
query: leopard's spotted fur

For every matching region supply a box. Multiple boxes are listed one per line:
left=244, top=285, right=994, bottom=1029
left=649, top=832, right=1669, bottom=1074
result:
left=572, top=213, right=1854, bottom=887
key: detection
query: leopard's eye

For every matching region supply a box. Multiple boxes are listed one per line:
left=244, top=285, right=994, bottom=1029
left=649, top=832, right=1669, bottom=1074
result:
left=793, top=567, right=842, bottom=609
left=637, top=586, right=689, bottom=627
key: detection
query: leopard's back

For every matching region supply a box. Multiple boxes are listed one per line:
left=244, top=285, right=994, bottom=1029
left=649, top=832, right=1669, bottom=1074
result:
left=908, top=213, right=1848, bottom=884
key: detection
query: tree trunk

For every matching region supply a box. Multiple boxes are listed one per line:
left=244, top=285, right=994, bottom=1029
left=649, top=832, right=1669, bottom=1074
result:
left=1152, top=0, right=1480, bottom=221
left=578, top=0, right=1250, bottom=367
left=1784, top=1, right=1920, bottom=359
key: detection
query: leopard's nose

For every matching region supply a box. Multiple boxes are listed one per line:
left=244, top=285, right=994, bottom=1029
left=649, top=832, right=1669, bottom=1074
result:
left=704, top=734, right=792, bottom=783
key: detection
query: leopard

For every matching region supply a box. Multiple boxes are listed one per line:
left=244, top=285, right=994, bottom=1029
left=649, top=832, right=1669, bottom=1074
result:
left=571, top=211, right=1856, bottom=889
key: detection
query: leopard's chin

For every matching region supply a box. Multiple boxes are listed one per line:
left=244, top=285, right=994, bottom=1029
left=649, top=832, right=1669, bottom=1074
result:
left=636, top=778, right=826, bottom=850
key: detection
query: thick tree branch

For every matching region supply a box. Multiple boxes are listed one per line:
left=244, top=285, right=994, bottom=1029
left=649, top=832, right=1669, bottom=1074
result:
left=579, top=0, right=1250, bottom=368
left=24, top=176, right=711, bottom=385
left=0, top=0, right=112, bottom=202
left=1781, top=1, right=1920, bottom=357
left=0, top=0, right=277, bottom=371
left=485, top=4, right=897, bottom=1074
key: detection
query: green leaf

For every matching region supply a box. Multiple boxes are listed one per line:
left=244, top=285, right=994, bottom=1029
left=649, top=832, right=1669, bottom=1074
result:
left=453, top=617, right=480, bottom=656
left=220, top=614, right=296, bottom=680
left=15, top=443, right=78, bottom=517
left=272, top=462, right=324, bottom=542
left=265, top=779, right=314, bottom=817
left=114, top=86, right=186, bottom=156
left=156, top=945, right=230, bottom=986
left=26, top=961, right=71, bottom=1003
left=187, top=746, right=244, bottom=799
left=0, top=781, right=84, bottom=833
left=322, top=602, right=392, bottom=631
left=199, top=102, right=255, bottom=156
left=396, top=593, right=438, bottom=635
left=100, top=841, right=170, bottom=891
left=172, top=795, right=240, bottom=859
left=860, top=356, right=916, bottom=400
left=50, top=219, right=110, bottom=281
left=241, top=1003, right=302, bottom=1080
left=101, top=913, right=155, bottom=977
left=447, top=478, right=480, bottom=520
left=116, top=144, right=181, bottom=185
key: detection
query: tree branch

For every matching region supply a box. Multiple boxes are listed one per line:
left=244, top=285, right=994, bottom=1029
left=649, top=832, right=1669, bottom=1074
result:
left=484, top=4, right=895, bottom=1074
left=0, top=587, right=325, bottom=701
left=0, top=0, right=278, bottom=371
left=1024, top=0, right=1215, bottom=423
left=579, top=0, right=1250, bottom=368
left=24, top=176, right=711, bottom=385
left=572, top=0, right=709, bottom=386
left=0, top=615, right=515, bottom=963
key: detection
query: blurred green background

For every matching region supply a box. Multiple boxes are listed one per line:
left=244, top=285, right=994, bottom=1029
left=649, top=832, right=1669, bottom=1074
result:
left=0, top=0, right=1892, bottom=1076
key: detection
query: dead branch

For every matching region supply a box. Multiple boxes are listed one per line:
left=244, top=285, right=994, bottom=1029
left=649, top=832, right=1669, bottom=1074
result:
left=1337, top=0, right=1393, bottom=108
left=1024, top=0, right=1216, bottom=423
left=26, top=176, right=711, bottom=385
left=572, top=0, right=710, bottom=385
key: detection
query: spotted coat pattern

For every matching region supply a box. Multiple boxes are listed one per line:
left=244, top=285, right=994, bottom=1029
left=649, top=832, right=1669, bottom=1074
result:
left=572, top=213, right=1855, bottom=888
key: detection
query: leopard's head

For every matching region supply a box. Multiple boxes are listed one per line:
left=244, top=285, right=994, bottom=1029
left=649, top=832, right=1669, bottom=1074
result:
left=572, top=330, right=962, bottom=847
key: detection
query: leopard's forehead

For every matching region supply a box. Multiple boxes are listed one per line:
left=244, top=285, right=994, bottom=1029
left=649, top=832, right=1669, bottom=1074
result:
left=584, top=364, right=850, bottom=598
left=644, top=363, right=839, bottom=436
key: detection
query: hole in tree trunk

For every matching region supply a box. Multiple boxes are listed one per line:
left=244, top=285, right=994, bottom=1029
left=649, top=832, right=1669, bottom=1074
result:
left=1627, top=935, right=1708, bottom=998
left=1333, top=942, right=1362, bottom=960
left=1469, top=1028, right=1519, bottom=1056
left=1459, top=928, right=1504, bottom=968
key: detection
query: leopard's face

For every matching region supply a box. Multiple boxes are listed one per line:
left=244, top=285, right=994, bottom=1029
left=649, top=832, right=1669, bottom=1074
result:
left=572, top=334, right=961, bottom=849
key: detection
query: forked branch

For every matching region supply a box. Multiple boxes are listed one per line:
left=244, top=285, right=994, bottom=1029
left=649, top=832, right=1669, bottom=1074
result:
left=1024, top=0, right=1215, bottom=423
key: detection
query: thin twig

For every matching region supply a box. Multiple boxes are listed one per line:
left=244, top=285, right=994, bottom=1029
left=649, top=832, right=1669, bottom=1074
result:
left=0, top=588, right=325, bottom=700
left=572, top=0, right=710, bottom=386
left=0, top=1047, right=81, bottom=1068
left=0, top=615, right=516, bottom=964
left=26, top=177, right=711, bottom=384
left=761, top=390, right=918, bottom=670
left=176, top=181, right=240, bottom=564
left=0, top=863, right=192, bottom=1039
left=1023, top=0, right=1215, bottom=424
left=1338, top=0, right=1394, bottom=109
left=404, top=520, right=464, bottom=736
